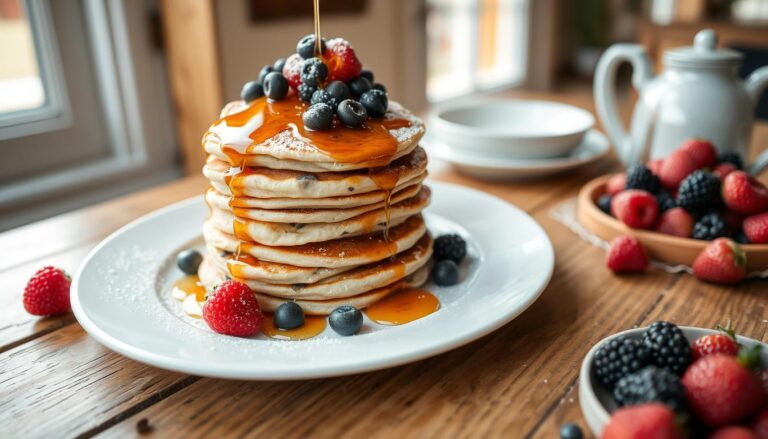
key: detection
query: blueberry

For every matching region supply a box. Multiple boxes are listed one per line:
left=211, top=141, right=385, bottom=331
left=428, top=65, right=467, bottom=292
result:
left=432, top=260, right=459, bottom=286
left=240, top=81, right=264, bottom=103
left=597, top=194, right=612, bottom=214
left=359, top=89, right=388, bottom=117
left=337, top=99, right=367, bottom=128
left=297, top=83, right=317, bottom=103
left=325, top=81, right=351, bottom=104
left=559, top=423, right=583, bottom=439
left=360, top=68, right=374, bottom=82
left=303, top=103, right=334, bottom=130
left=296, top=34, right=327, bottom=59
left=274, top=302, right=304, bottom=330
left=258, top=65, right=275, bottom=84
left=372, top=82, right=387, bottom=93
left=300, top=57, right=328, bottom=85
left=273, top=57, right=286, bottom=73
left=328, top=305, right=363, bottom=336
left=348, top=76, right=372, bottom=98
left=263, top=72, right=288, bottom=100
left=176, top=249, right=202, bottom=275
left=311, top=89, right=337, bottom=109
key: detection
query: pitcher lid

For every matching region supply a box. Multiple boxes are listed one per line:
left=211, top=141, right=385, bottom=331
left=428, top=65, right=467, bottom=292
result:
left=663, top=29, right=742, bottom=67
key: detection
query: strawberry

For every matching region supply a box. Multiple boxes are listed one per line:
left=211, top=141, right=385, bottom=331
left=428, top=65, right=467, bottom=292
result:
left=607, top=235, right=649, bottom=273
left=282, top=53, right=303, bottom=91
left=692, top=321, right=740, bottom=360
left=323, top=38, right=362, bottom=83
left=607, top=173, right=628, bottom=196
left=753, top=408, right=768, bottom=439
left=602, top=404, right=684, bottom=439
left=23, top=266, right=71, bottom=316
left=202, top=280, right=262, bottom=337
left=612, top=190, right=659, bottom=229
left=692, top=238, right=747, bottom=284
left=722, top=171, right=768, bottom=215
left=680, top=138, right=718, bottom=169
left=654, top=207, right=693, bottom=237
left=660, top=149, right=699, bottom=190
left=743, top=212, right=768, bottom=244
left=682, top=354, right=764, bottom=427
left=648, top=158, right=664, bottom=177
left=714, top=163, right=738, bottom=180
left=709, top=426, right=758, bottom=439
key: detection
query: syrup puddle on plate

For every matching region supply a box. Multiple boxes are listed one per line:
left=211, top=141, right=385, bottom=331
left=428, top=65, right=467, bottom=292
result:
left=365, top=288, right=440, bottom=325
left=172, top=275, right=206, bottom=318
left=262, top=313, right=327, bottom=340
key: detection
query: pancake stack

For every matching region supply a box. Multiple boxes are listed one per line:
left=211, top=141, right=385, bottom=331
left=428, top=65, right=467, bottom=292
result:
left=198, top=96, right=432, bottom=315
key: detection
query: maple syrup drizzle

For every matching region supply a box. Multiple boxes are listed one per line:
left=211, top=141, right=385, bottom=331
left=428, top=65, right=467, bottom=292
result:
left=365, top=288, right=440, bottom=325
left=171, top=275, right=207, bottom=319
left=262, top=313, right=327, bottom=340
left=313, top=0, right=322, bottom=56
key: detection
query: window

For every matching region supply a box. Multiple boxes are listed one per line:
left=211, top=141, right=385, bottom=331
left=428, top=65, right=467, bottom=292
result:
left=426, top=0, right=529, bottom=102
left=0, top=2, right=44, bottom=113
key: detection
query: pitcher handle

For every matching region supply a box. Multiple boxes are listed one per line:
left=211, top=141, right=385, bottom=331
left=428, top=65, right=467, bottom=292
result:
left=746, top=66, right=768, bottom=175
left=594, top=44, right=653, bottom=167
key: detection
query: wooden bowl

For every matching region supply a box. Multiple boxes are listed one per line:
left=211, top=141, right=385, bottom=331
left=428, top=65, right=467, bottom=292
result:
left=577, top=175, right=768, bottom=270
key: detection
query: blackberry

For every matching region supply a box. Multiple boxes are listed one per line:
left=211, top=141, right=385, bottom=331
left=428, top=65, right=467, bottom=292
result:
left=613, top=366, right=687, bottom=413
left=676, top=171, right=721, bottom=213
left=297, top=83, right=317, bottom=103
left=642, top=321, right=692, bottom=375
left=718, top=151, right=743, bottom=170
left=433, top=234, right=467, bottom=263
left=625, top=165, right=661, bottom=193
left=655, top=191, right=676, bottom=213
left=692, top=212, right=728, bottom=240
left=597, top=194, right=612, bottom=215
left=300, top=57, right=328, bottom=85
left=593, top=336, right=651, bottom=388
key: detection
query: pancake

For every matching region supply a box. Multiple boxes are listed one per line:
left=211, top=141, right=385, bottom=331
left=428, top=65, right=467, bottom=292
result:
left=198, top=258, right=431, bottom=315
left=203, top=147, right=427, bottom=199
left=204, top=100, right=425, bottom=172
left=208, top=186, right=431, bottom=246
left=203, top=214, right=427, bottom=268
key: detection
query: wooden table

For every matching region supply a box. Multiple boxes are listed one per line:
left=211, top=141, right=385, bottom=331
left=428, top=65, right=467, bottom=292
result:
left=1, top=90, right=766, bottom=438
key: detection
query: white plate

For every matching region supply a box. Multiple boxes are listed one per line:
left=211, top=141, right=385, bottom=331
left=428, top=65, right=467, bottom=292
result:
left=425, top=130, right=610, bottom=180
left=72, top=181, right=554, bottom=380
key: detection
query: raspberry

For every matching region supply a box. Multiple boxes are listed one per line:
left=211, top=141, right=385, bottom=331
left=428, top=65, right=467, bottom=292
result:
left=23, top=266, right=72, bottom=316
left=692, top=212, right=729, bottom=241
left=202, top=280, right=262, bottom=337
left=680, top=138, right=717, bottom=169
left=676, top=170, right=721, bottom=214
left=722, top=171, right=768, bottom=215
left=606, top=173, right=627, bottom=196
left=611, top=190, right=659, bottom=229
left=613, top=366, right=688, bottom=413
left=606, top=235, right=649, bottom=273
left=655, top=207, right=693, bottom=238
left=593, top=336, right=651, bottom=388
left=642, top=321, right=692, bottom=375
left=660, top=149, right=698, bottom=190
left=744, top=211, right=768, bottom=244
left=324, top=38, right=362, bottom=83
left=713, top=162, right=738, bottom=180
left=433, top=234, right=467, bottom=263
left=282, top=53, right=303, bottom=91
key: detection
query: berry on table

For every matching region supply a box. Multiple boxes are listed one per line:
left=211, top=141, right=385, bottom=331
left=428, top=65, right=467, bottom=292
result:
left=359, top=89, right=388, bottom=117
left=258, top=64, right=275, bottom=84
left=202, top=280, right=262, bottom=337
left=274, top=302, right=304, bottom=330
left=325, top=80, right=352, bottom=104
left=296, top=33, right=327, bottom=59
left=611, top=190, right=659, bottom=229
left=680, top=138, right=717, bottom=169
left=263, top=72, right=289, bottom=101
left=692, top=212, right=729, bottom=241
left=359, top=68, right=374, bottom=82
left=722, top=171, right=768, bottom=215
left=176, top=249, right=203, bottom=275
left=606, top=173, right=627, bottom=196
left=642, top=321, right=692, bottom=375
left=297, top=83, right=317, bottom=103
left=432, top=260, right=460, bottom=286
left=347, top=76, right=372, bottom=98
left=682, top=353, right=764, bottom=427
left=328, top=305, right=363, bottom=336
left=282, top=53, right=303, bottom=90
left=613, top=366, right=688, bottom=413
left=655, top=191, right=676, bottom=213
left=691, top=321, right=740, bottom=361
left=718, top=151, right=744, bottom=170
left=433, top=234, right=467, bottom=263
left=602, top=404, right=684, bottom=439
left=302, top=102, right=334, bottom=131
left=300, top=57, right=328, bottom=86
left=626, top=164, right=661, bottom=193
left=324, top=38, right=362, bottom=82
left=240, top=81, right=264, bottom=103
left=23, top=266, right=71, bottom=316
left=597, top=194, right=612, bottom=214
left=336, top=99, right=367, bottom=128
left=559, top=423, right=583, bottom=439
left=593, top=335, right=651, bottom=388
left=676, top=170, right=721, bottom=214
left=654, top=207, right=693, bottom=238
left=743, top=212, right=768, bottom=244
left=692, top=238, right=747, bottom=284
left=606, top=235, right=649, bottom=273
left=660, top=149, right=698, bottom=190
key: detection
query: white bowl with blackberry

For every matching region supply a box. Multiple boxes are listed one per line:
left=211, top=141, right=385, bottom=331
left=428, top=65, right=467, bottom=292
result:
left=579, top=322, right=768, bottom=437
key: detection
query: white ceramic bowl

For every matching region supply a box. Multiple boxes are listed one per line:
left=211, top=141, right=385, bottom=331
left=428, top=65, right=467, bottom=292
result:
left=429, top=99, right=595, bottom=159
left=579, top=326, right=767, bottom=437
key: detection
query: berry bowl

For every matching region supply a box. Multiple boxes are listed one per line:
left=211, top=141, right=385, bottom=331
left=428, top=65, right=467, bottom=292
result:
left=579, top=326, right=767, bottom=436
left=577, top=174, right=768, bottom=270
left=429, top=99, right=594, bottom=160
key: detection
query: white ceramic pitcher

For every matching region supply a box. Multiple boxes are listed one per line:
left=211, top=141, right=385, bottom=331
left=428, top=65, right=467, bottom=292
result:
left=594, top=29, right=768, bottom=174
